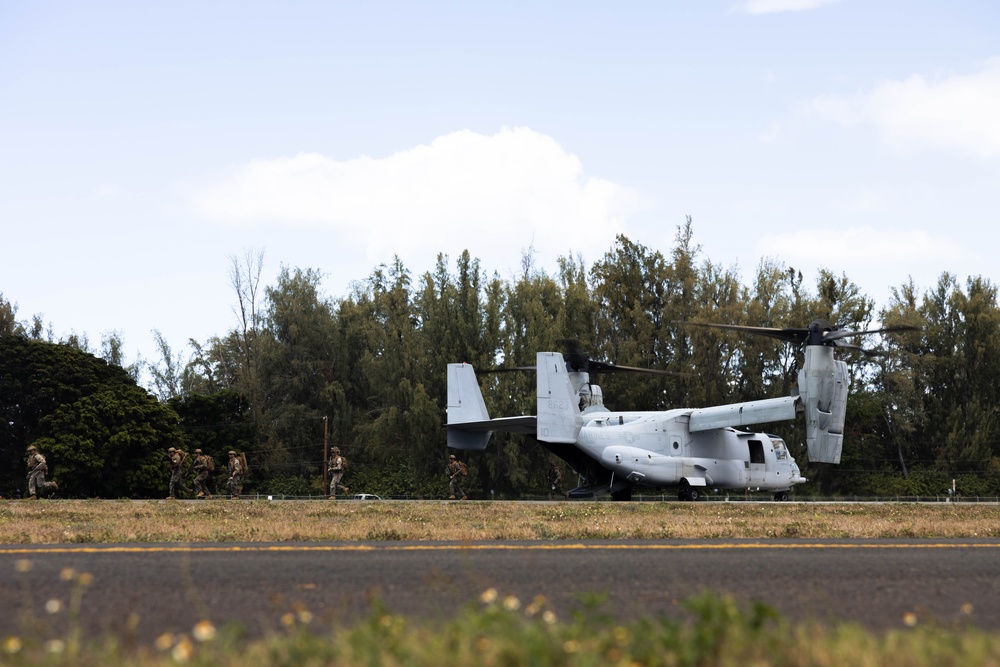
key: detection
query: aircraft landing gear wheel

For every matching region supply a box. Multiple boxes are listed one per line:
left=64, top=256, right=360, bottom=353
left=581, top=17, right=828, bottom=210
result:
left=678, top=481, right=700, bottom=501
left=774, top=491, right=789, bottom=501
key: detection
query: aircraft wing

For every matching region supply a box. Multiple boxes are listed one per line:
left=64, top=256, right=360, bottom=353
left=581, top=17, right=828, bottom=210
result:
left=688, top=395, right=800, bottom=432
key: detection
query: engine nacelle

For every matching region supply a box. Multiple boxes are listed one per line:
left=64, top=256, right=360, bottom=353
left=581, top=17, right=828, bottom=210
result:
left=797, top=345, right=848, bottom=463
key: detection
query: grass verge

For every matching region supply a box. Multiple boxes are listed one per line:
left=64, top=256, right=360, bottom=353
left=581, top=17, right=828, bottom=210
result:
left=0, top=499, right=998, bottom=543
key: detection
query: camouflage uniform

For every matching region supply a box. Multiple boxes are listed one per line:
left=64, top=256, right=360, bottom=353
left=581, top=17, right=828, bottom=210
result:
left=228, top=451, right=243, bottom=499
left=166, top=447, right=192, bottom=499
left=447, top=454, right=466, bottom=500
left=25, top=445, right=58, bottom=499
left=548, top=462, right=569, bottom=500
left=192, top=449, right=213, bottom=499
left=328, top=447, right=349, bottom=499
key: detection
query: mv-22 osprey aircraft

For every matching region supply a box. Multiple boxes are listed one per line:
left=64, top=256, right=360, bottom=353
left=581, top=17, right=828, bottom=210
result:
left=447, top=321, right=913, bottom=501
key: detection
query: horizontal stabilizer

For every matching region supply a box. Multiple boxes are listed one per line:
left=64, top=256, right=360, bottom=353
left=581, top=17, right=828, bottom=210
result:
left=448, top=416, right=537, bottom=435
left=447, top=362, right=540, bottom=449
left=447, top=416, right=539, bottom=450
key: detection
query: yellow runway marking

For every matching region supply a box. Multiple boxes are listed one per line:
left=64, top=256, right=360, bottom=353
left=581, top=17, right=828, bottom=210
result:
left=0, top=542, right=999, bottom=556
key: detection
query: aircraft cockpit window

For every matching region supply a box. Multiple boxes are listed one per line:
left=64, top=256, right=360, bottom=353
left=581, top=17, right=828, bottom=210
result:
left=771, top=439, right=788, bottom=460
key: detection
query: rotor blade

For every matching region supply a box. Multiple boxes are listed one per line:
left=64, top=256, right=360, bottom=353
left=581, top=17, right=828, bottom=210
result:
left=478, top=365, right=536, bottom=374
left=687, top=321, right=918, bottom=347
left=830, top=341, right=884, bottom=357
left=587, top=360, right=685, bottom=377
left=481, top=360, right=681, bottom=377
left=822, top=325, right=918, bottom=342
left=684, top=322, right=811, bottom=345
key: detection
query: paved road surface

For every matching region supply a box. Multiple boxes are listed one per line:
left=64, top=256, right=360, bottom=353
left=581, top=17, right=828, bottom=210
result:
left=1, top=539, right=998, bottom=641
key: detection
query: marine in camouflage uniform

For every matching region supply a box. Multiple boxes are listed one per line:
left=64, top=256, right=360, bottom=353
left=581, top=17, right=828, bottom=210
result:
left=25, top=444, right=59, bottom=499
left=192, top=449, right=213, bottom=499
left=228, top=450, right=244, bottom=499
left=327, top=447, right=349, bottom=499
left=547, top=462, right=569, bottom=500
left=446, top=454, right=466, bottom=500
left=166, top=447, right=192, bottom=499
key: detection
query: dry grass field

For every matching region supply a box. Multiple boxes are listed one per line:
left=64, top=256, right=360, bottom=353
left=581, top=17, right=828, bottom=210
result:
left=1, top=499, right=998, bottom=543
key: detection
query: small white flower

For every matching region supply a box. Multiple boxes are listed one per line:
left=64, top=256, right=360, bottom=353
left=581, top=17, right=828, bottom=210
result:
left=44, top=639, right=65, bottom=654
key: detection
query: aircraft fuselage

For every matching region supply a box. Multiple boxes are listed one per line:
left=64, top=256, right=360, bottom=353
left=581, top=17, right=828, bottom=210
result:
left=571, top=409, right=805, bottom=498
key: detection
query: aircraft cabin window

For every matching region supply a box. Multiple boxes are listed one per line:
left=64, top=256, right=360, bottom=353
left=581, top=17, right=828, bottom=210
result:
left=672, top=441, right=679, bottom=450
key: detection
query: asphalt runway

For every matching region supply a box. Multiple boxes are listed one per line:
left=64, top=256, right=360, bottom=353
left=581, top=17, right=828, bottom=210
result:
left=1, top=539, right=999, bottom=641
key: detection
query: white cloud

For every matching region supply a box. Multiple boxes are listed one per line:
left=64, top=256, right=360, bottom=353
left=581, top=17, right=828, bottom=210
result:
left=191, top=127, right=643, bottom=272
left=810, top=58, right=1000, bottom=157
left=756, top=226, right=966, bottom=271
left=737, top=0, right=842, bottom=15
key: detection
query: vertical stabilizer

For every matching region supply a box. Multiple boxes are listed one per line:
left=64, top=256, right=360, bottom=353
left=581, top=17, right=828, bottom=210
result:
left=446, top=363, right=492, bottom=450
left=797, top=346, right=848, bottom=464
left=536, top=352, right=582, bottom=443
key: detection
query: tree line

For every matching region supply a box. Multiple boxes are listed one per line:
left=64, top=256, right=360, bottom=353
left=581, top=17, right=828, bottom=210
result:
left=2, top=219, right=999, bottom=498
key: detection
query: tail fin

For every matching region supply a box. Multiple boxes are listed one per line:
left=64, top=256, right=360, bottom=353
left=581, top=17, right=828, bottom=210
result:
left=446, top=363, right=492, bottom=450
left=798, top=346, right=848, bottom=464
left=535, top=352, right=582, bottom=443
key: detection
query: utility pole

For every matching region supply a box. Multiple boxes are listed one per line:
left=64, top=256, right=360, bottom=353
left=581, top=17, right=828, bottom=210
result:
left=322, top=416, right=329, bottom=493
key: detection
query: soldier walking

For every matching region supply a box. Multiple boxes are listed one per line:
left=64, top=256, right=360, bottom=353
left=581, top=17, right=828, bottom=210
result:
left=25, top=444, right=59, bottom=500
left=446, top=454, right=467, bottom=500
left=327, top=447, right=349, bottom=499
left=192, top=449, right=213, bottom=499
left=228, top=450, right=244, bottom=499
left=165, top=447, right=192, bottom=499
left=548, top=462, right=569, bottom=500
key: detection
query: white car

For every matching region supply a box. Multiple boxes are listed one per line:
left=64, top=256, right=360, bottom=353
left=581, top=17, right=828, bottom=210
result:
left=353, top=493, right=381, bottom=500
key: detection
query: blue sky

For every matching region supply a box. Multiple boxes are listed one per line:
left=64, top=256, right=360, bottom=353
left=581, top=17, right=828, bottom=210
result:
left=3, top=0, right=999, bottom=375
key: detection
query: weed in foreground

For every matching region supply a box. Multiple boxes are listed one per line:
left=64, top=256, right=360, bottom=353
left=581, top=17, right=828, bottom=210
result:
left=3, top=559, right=1000, bottom=666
